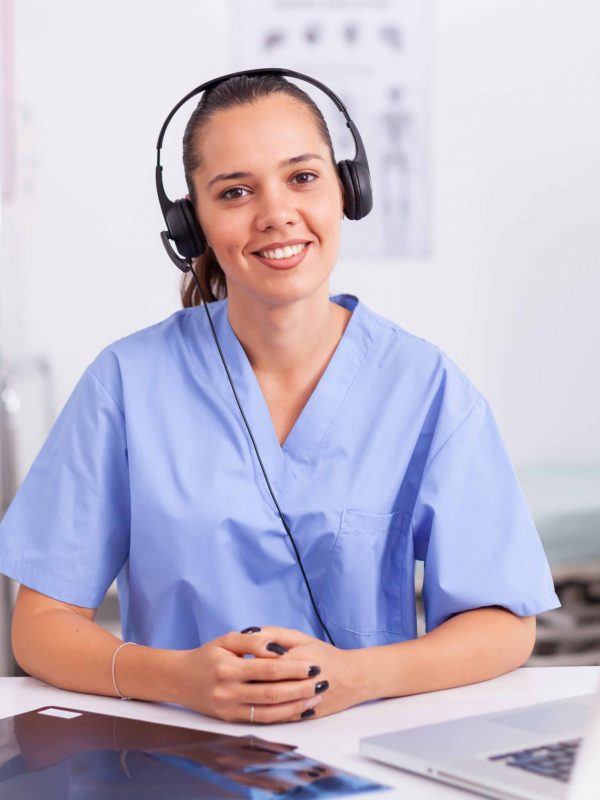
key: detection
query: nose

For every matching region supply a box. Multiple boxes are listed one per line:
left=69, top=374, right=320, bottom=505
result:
left=253, top=180, right=301, bottom=232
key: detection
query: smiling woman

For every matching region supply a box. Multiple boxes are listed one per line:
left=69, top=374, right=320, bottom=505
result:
left=0, top=69, right=560, bottom=729
left=180, top=74, right=341, bottom=307
left=189, top=92, right=344, bottom=320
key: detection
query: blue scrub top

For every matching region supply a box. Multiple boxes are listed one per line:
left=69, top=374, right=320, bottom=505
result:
left=0, top=294, right=560, bottom=649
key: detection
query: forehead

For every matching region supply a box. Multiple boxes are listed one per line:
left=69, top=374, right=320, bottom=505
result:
left=195, top=94, right=328, bottom=170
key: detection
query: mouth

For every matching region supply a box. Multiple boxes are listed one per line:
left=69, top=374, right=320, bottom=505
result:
left=251, top=242, right=311, bottom=270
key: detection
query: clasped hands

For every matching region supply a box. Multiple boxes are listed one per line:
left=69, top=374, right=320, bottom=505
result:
left=174, top=626, right=373, bottom=724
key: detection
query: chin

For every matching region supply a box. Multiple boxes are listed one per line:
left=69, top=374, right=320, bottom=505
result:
left=241, top=280, right=331, bottom=309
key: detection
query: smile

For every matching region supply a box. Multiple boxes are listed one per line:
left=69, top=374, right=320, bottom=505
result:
left=252, top=242, right=311, bottom=271
left=256, top=242, right=308, bottom=260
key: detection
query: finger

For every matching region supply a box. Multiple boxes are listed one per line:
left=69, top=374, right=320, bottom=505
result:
left=243, top=694, right=322, bottom=725
left=239, top=657, right=322, bottom=683
left=256, top=626, right=315, bottom=648
left=239, top=677, right=327, bottom=706
left=218, top=632, right=290, bottom=659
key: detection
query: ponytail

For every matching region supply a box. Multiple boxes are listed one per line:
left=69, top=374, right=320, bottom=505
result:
left=180, top=248, right=227, bottom=307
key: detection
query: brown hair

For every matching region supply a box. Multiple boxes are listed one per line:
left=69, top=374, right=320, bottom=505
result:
left=180, top=73, right=337, bottom=307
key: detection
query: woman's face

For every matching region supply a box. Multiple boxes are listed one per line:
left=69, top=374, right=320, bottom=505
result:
left=191, top=93, right=344, bottom=309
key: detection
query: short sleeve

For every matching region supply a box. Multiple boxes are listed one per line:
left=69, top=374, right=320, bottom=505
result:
left=0, top=363, right=130, bottom=608
left=412, top=394, right=560, bottom=632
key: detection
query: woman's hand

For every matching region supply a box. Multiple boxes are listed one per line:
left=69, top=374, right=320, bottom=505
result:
left=252, top=626, right=374, bottom=720
left=171, top=626, right=373, bottom=724
left=171, top=629, right=328, bottom=724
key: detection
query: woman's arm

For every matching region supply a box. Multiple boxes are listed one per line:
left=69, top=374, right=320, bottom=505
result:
left=362, top=606, right=536, bottom=702
left=11, top=585, right=325, bottom=723
left=11, top=585, right=180, bottom=703
left=259, top=607, right=537, bottom=718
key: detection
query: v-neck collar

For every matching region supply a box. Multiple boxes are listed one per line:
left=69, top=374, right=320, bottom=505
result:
left=198, top=293, right=376, bottom=498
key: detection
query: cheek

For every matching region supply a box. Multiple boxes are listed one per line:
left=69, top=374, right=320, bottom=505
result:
left=310, top=197, right=343, bottom=246
left=202, top=212, right=247, bottom=256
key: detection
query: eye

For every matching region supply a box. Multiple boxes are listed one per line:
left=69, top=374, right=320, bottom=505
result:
left=219, top=186, right=250, bottom=201
left=292, top=171, right=318, bottom=185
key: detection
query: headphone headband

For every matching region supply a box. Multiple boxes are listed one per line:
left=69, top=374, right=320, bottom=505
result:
left=156, top=67, right=373, bottom=272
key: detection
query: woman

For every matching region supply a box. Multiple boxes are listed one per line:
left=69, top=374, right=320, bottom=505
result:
left=0, top=72, right=560, bottom=725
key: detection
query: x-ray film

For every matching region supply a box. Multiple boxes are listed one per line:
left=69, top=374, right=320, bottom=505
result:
left=0, top=707, right=388, bottom=798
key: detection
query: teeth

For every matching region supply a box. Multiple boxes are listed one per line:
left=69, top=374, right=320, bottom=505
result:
left=258, top=243, right=307, bottom=260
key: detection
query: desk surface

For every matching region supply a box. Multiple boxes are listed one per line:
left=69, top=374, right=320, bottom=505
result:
left=1, top=667, right=598, bottom=799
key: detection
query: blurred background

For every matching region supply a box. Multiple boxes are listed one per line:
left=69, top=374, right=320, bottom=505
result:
left=1, top=0, right=599, bottom=675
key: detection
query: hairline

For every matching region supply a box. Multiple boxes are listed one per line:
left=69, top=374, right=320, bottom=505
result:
left=186, top=92, right=337, bottom=202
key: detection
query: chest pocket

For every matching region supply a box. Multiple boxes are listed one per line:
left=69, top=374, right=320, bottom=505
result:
left=318, top=508, right=411, bottom=637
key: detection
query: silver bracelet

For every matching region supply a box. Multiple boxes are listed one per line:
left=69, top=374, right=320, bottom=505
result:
left=111, top=641, right=137, bottom=700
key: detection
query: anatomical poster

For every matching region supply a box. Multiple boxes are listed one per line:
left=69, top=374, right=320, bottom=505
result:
left=233, top=0, right=432, bottom=259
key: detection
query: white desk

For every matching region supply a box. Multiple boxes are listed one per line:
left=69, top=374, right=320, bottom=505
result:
left=1, top=667, right=598, bottom=799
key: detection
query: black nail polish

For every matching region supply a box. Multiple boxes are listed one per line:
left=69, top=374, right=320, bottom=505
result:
left=315, top=680, right=329, bottom=694
left=308, top=665, right=321, bottom=677
left=301, top=708, right=316, bottom=719
left=240, top=626, right=261, bottom=634
left=266, top=641, right=288, bottom=655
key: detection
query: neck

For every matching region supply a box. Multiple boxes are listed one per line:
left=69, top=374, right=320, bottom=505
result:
left=226, top=286, right=349, bottom=380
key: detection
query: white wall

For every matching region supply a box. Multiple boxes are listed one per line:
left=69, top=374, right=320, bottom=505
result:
left=3, top=0, right=599, bottom=495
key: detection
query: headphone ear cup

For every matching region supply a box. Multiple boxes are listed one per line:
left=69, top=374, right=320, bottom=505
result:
left=338, top=160, right=357, bottom=220
left=353, top=161, right=373, bottom=219
left=166, top=198, right=207, bottom=258
left=337, top=160, right=373, bottom=221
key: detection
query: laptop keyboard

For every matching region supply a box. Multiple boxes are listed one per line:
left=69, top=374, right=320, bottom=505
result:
left=488, top=739, right=581, bottom=783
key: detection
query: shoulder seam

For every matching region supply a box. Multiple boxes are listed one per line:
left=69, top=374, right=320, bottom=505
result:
left=88, top=369, right=125, bottom=418
left=358, top=303, right=401, bottom=335
left=422, top=392, right=484, bottom=480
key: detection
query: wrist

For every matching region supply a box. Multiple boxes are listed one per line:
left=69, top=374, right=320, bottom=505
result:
left=347, top=646, right=389, bottom=704
left=111, top=642, right=137, bottom=699
left=116, top=643, right=186, bottom=705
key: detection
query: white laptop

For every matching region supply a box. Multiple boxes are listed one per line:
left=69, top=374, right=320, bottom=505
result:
left=360, top=680, right=600, bottom=800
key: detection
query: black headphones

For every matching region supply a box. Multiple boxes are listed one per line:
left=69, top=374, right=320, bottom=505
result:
left=156, top=67, right=373, bottom=273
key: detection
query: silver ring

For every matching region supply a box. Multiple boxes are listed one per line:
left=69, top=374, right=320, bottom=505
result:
left=250, top=705, right=255, bottom=724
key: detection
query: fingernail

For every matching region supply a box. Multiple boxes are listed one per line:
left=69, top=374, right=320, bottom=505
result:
left=266, top=641, right=288, bottom=655
left=301, top=708, right=316, bottom=719
left=308, top=665, right=321, bottom=677
left=240, top=626, right=261, bottom=634
left=315, top=680, right=329, bottom=694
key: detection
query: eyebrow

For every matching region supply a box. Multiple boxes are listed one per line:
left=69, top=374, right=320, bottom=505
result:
left=206, top=153, right=325, bottom=190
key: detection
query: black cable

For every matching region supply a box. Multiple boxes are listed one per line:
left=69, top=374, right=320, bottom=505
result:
left=188, top=263, right=336, bottom=647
